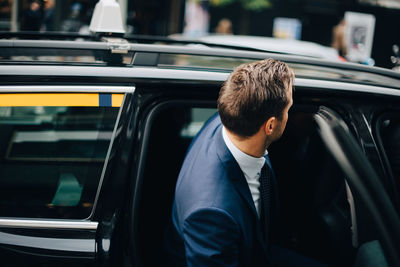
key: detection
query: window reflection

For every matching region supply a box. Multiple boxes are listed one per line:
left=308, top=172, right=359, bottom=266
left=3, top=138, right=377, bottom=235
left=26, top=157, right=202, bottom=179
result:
left=0, top=106, right=119, bottom=219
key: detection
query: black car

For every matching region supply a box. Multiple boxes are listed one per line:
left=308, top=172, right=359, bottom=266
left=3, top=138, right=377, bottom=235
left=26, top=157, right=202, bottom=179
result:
left=1, top=26, right=400, bottom=267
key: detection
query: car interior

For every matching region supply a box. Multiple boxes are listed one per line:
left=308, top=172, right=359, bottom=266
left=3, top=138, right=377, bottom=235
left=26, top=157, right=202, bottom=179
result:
left=376, top=114, right=400, bottom=197
left=134, top=100, right=385, bottom=267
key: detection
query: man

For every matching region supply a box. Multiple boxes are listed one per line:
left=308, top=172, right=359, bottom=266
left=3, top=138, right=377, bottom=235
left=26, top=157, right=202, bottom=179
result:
left=20, top=0, right=42, bottom=32
left=331, top=18, right=347, bottom=59
left=165, top=58, right=296, bottom=266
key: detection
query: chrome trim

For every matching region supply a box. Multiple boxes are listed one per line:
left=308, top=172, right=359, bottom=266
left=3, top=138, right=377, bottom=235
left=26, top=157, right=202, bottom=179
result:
left=295, top=78, right=400, bottom=97
left=0, top=65, right=228, bottom=82
left=0, top=231, right=95, bottom=253
left=0, top=85, right=135, bottom=93
left=90, top=93, right=126, bottom=217
left=0, top=218, right=98, bottom=230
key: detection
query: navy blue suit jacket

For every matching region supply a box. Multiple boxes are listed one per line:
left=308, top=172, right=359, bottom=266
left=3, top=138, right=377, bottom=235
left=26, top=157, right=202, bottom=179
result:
left=166, top=114, right=279, bottom=267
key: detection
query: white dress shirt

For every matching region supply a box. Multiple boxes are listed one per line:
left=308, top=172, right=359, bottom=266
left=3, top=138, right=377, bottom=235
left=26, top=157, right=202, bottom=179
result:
left=222, top=127, right=267, bottom=216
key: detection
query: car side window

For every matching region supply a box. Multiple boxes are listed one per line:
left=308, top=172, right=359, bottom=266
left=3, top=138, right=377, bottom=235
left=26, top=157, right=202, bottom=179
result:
left=0, top=93, right=123, bottom=219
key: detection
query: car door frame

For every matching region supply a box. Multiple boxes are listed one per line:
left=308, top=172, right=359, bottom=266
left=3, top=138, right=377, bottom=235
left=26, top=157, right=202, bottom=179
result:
left=0, top=85, right=134, bottom=265
left=315, top=106, right=400, bottom=266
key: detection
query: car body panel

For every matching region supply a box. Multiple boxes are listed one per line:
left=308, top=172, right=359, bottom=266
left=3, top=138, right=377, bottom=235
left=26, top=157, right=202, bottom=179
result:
left=0, top=36, right=400, bottom=266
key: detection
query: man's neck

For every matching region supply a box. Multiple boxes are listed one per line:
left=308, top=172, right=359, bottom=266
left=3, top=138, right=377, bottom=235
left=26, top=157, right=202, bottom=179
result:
left=225, top=128, right=268, bottom=158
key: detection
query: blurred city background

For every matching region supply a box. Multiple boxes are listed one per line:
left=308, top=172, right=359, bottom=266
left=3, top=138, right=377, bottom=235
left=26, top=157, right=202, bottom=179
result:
left=0, top=0, right=400, bottom=69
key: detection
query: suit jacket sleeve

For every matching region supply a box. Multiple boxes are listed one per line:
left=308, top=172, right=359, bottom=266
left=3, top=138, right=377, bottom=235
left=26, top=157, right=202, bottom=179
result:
left=182, top=207, right=240, bottom=267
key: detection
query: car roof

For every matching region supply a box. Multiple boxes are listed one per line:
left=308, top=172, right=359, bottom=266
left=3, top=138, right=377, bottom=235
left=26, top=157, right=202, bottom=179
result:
left=0, top=34, right=400, bottom=91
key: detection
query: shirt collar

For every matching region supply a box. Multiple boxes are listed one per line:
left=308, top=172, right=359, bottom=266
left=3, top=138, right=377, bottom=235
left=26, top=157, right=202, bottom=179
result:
left=222, top=127, right=267, bottom=180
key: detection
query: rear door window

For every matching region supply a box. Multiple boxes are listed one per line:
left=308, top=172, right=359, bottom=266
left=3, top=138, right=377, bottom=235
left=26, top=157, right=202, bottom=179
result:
left=0, top=92, right=124, bottom=219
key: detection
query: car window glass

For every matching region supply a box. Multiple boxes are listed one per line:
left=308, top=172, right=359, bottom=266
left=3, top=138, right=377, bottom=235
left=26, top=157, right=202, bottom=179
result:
left=0, top=93, right=123, bottom=219
left=180, top=108, right=217, bottom=138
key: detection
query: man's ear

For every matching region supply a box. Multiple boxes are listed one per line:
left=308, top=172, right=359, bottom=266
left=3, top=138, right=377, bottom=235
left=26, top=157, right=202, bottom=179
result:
left=264, top=117, right=276, bottom=136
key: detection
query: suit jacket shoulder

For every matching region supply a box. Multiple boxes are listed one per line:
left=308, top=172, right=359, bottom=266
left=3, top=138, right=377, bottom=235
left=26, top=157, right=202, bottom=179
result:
left=174, top=114, right=247, bottom=224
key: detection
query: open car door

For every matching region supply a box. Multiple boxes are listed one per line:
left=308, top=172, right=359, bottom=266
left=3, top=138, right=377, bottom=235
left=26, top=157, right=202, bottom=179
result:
left=314, top=106, right=400, bottom=267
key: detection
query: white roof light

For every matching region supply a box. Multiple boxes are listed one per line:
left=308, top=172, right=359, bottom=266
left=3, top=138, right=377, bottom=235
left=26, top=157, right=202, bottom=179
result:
left=89, top=0, right=125, bottom=34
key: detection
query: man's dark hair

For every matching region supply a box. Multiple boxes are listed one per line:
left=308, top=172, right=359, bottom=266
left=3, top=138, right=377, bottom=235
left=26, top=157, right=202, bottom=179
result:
left=217, top=58, right=294, bottom=137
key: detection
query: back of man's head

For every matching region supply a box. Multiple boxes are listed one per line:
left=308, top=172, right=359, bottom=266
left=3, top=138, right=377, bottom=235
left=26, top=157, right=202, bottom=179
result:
left=217, top=58, right=294, bottom=138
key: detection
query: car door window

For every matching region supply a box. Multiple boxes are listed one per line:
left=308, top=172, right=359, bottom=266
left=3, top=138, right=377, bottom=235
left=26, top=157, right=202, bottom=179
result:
left=0, top=93, right=123, bottom=219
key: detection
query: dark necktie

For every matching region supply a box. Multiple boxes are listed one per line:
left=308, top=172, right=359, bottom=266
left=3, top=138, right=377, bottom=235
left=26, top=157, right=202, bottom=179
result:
left=259, top=161, right=272, bottom=246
